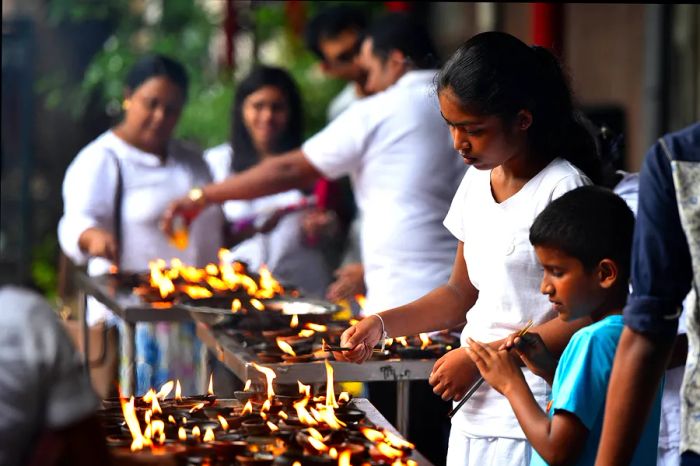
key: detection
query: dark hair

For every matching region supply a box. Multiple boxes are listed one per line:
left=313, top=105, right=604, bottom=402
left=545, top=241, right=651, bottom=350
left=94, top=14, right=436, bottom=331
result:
left=366, top=13, right=439, bottom=69
left=125, top=54, right=189, bottom=99
left=305, top=5, right=367, bottom=60
left=529, top=186, right=634, bottom=281
left=231, top=65, right=303, bottom=172
left=437, top=31, right=601, bottom=183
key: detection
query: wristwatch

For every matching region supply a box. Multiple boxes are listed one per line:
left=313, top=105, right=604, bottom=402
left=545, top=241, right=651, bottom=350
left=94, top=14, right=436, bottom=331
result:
left=187, top=187, right=207, bottom=207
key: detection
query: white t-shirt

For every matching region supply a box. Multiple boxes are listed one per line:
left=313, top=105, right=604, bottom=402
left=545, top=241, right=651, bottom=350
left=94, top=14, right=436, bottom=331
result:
left=303, top=70, right=467, bottom=312
left=444, top=158, right=590, bottom=438
left=204, top=143, right=330, bottom=297
left=0, top=286, right=100, bottom=466
left=59, top=131, right=224, bottom=324
left=327, top=82, right=361, bottom=121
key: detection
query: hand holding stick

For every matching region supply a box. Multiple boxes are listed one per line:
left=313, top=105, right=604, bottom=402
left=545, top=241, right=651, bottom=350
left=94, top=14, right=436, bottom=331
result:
left=447, top=319, right=534, bottom=418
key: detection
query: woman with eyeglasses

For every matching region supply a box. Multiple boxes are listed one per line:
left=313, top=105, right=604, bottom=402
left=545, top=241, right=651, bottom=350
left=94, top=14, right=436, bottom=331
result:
left=58, top=54, right=224, bottom=395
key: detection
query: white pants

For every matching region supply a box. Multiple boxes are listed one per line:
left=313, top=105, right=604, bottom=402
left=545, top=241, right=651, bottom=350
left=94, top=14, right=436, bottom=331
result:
left=447, top=429, right=532, bottom=466
left=658, top=445, right=681, bottom=466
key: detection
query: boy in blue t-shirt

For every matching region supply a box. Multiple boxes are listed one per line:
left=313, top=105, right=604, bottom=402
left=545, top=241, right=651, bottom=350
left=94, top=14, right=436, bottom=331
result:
left=465, top=186, right=662, bottom=466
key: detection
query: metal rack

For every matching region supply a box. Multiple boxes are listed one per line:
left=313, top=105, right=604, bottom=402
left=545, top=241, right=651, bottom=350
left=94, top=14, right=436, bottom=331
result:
left=76, top=271, right=437, bottom=436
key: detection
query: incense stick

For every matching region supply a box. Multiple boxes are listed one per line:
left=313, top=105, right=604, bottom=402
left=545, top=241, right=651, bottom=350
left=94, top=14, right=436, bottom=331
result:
left=321, top=339, right=385, bottom=353
left=447, top=319, right=534, bottom=418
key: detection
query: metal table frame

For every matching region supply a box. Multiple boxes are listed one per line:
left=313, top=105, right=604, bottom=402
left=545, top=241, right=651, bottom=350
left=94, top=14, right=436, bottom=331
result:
left=75, top=271, right=437, bottom=436
left=75, top=271, right=194, bottom=396
left=194, top=316, right=435, bottom=436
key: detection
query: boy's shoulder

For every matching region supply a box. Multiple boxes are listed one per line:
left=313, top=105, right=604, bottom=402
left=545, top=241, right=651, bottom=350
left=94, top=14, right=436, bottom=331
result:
left=567, top=314, right=624, bottom=355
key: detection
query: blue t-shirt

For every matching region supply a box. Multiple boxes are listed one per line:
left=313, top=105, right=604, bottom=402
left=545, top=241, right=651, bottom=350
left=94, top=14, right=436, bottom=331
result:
left=531, top=315, right=662, bottom=466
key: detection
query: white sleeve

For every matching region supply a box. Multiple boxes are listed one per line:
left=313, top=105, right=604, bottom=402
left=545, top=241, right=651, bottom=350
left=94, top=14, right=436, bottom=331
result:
left=443, top=170, right=471, bottom=242
left=302, top=102, right=371, bottom=180
left=58, top=145, right=118, bottom=265
left=550, top=172, right=591, bottom=201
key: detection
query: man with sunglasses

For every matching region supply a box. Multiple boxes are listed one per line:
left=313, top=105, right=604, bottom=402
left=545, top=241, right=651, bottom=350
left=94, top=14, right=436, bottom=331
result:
left=305, top=5, right=369, bottom=121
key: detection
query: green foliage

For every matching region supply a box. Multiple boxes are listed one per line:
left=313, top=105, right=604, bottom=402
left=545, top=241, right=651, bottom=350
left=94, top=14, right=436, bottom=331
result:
left=31, top=235, right=59, bottom=303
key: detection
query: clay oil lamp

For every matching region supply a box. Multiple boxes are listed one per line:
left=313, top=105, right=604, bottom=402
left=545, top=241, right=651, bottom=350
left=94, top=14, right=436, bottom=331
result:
left=360, top=426, right=415, bottom=464
left=394, top=335, right=434, bottom=360
left=235, top=379, right=266, bottom=404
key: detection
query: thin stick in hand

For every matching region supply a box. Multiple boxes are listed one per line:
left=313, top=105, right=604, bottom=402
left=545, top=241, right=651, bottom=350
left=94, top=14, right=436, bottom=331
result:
left=321, top=338, right=384, bottom=353
left=447, top=319, right=534, bottom=418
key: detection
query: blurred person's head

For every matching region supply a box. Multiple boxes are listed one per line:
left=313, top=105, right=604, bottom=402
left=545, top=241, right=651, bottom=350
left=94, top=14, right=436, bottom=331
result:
left=305, top=5, right=367, bottom=86
left=359, top=13, right=439, bottom=94
left=118, top=54, right=188, bottom=156
left=436, top=31, right=601, bottom=183
left=231, top=65, right=303, bottom=172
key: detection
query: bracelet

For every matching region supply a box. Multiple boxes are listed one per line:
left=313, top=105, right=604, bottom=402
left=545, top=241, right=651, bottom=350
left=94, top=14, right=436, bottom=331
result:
left=371, top=313, right=389, bottom=351
left=187, top=187, right=207, bottom=208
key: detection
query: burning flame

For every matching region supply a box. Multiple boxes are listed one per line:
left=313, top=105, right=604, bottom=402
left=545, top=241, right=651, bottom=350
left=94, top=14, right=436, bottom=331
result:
left=293, top=396, right=318, bottom=426
left=324, top=360, right=338, bottom=409
left=121, top=396, right=150, bottom=451
left=192, top=426, right=201, bottom=442
left=384, top=430, right=415, bottom=450
left=267, top=421, right=279, bottom=432
left=242, top=400, right=253, bottom=415
left=257, top=265, right=284, bottom=298
left=276, top=338, right=297, bottom=357
left=189, top=402, right=205, bottom=413
left=306, top=434, right=329, bottom=452
left=338, top=392, right=350, bottom=403
left=298, top=329, right=315, bottom=338
left=206, top=275, right=228, bottom=291
left=180, top=285, right=213, bottom=299
left=149, top=260, right=175, bottom=299
left=395, top=336, right=409, bottom=347
left=218, top=415, right=229, bottom=431
left=167, top=415, right=176, bottom=424
left=203, top=428, right=215, bottom=442
left=178, top=427, right=187, bottom=441
left=208, top=373, right=214, bottom=396
left=244, top=379, right=252, bottom=391
left=231, top=298, right=242, bottom=313
left=279, top=411, right=288, bottom=420
left=261, top=399, right=272, bottom=413
left=250, top=298, right=265, bottom=311
left=339, top=450, right=351, bottom=466
left=361, top=427, right=384, bottom=442
left=205, top=263, right=218, bottom=276
left=293, top=462, right=301, bottom=466
left=175, top=380, right=182, bottom=401
left=157, top=380, right=174, bottom=399
left=290, top=314, right=299, bottom=328
left=419, top=333, right=431, bottom=350
left=355, top=294, right=366, bottom=309
left=151, top=420, right=165, bottom=445
left=330, top=448, right=338, bottom=459
left=307, top=427, right=325, bottom=442
left=298, top=381, right=311, bottom=396
left=305, top=323, right=327, bottom=332
left=377, top=442, right=403, bottom=459
left=249, top=362, right=277, bottom=399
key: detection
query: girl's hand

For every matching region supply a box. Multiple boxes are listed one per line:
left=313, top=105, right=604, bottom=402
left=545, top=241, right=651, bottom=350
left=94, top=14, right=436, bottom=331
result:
left=78, top=228, right=118, bottom=262
left=502, top=332, right=557, bottom=383
left=326, top=263, right=366, bottom=302
left=334, top=315, right=383, bottom=364
left=465, top=337, right=526, bottom=396
left=429, top=347, right=481, bottom=401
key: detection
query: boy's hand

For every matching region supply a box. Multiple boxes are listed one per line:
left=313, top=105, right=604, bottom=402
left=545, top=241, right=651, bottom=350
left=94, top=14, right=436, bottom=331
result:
left=502, top=332, right=557, bottom=384
left=465, top=337, right=526, bottom=396
left=429, top=348, right=481, bottom=401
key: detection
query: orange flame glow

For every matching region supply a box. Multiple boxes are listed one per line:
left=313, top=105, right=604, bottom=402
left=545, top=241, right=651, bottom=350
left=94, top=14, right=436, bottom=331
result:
left=324, top=360, right=338, bottom=409
left=180, top=285, right=213, bottom=299
left=276, top=338, right=297, bottom=357
left=242, top=400, right=253, bottom=415
left=298, top=329, right=315, bottom=338
left=290, top=314, right=299, bottom=328
left=157, top=380, right=174, bottom=399
left=244, top=379, right=252, bottom=391
left=305, top=323, right=327, bottom=332
left=231, top=298, right=242, bottom=313
left=307, top=435, right=329, bottom=452
left=175, top=380, right=182, bottom=401
left=261, top=399, right=272, bottom=413
left=203, top=428, right=215, bottom=442
left=257, top=265, right=284, bottom=298
left=339, top=450, right=351, bottom=466
left=218, top=415, right=229, bottom=431
left=279, top=411, right=288, bottom=420
left=120, top=396, right=150, bottom=451
left=354, top=295, right=366, bottom=309
left=189, top=402, right=205, bottom=413
left=377, top=442, right=403, bottom=459
left=208, top=373, right=214, bottom=396
left=178, top=427, right=187, bottom=441
left=338, top=392, right=350, bottom=403
left=249, top=362, right=277, bottom=399
left=192, top=426, right=201, bottom=442
left=250, top=298, right=265, bottom=311
left=267, top=421, right=279, bottom=432
left=419, top=333, right=431, bottom=350
left=395, top=336, right=409, bottom=347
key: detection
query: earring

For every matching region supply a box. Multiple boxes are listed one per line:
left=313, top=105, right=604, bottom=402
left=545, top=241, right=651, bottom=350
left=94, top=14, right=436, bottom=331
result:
left=122, top=99, right=131, bottom=111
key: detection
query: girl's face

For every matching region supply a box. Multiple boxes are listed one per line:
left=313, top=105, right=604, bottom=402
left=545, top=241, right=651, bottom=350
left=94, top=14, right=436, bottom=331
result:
left=438, top=86, right=530, bottom=170
left=242, top=85, right=290, bottom=154
left=122, top=76, right=185, bottom=152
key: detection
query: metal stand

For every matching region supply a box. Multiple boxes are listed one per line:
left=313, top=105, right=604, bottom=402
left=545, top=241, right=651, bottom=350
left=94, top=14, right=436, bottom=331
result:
left=396, top=380, right=411, bottom=437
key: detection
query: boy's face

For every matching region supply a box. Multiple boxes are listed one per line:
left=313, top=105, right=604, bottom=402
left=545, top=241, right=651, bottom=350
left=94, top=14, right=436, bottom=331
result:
left=534, top=245, right=606, bottom=322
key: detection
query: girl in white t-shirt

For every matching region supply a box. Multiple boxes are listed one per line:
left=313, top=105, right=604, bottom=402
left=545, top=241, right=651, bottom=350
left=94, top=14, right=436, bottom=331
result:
left=336, top=32, right=602, bottom=466
left=205, top=66, right=330, bottom=297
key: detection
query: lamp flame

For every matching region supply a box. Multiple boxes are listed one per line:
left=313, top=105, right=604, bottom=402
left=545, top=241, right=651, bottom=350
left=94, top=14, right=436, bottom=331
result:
left=339, top=450, right=352, bottom=466
left=249, top=362, right=277, bottom=399
left=189, top=402, right=205, bottom=413
left=208, top=373, right=214, bottom=396
left=178, top=427, right=187, bottom=441
left=298, top=329, right=315, bottom=338
left=244, top=379, right=252, bottom=391
left=250, top=298, right=265, bottom=311
left=324, top=360, right=338, bottom=409
left=192, top=426, right=201, bottom=442
left=218, top=415, right=229, bottom=431
left=419, top=333, right=431, bottom=350
left=267, top=421, right=279, bottom=432
left=242, top=400, right=253, bottom=415
left=175, top=380, right=182, bottom=401
left=203, top=428, right=215, bottom=442
left=231, top=298, right=242, bottom=313
left=354, top=295, right=366, bottom=309
left=338, top=392, right=350, bottom=403
left=276, top=338, right=297, bottom=357
left=157, top=380, right=174, bottom=399
left=290, top=314, right=299, bottom=328
left=305, top=323, right=327, bottom=332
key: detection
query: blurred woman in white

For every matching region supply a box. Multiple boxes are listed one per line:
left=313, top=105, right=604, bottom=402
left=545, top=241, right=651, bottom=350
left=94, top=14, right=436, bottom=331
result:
left=58, top=54, right=223, bottom=394
left=205, top=65, right=330, bottom=297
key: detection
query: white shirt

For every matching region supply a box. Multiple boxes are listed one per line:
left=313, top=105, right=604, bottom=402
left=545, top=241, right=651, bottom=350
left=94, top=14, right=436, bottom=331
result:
left=0, top=286, right=100, bottom=466
left=327, top=82, right=362, bottom=121
left=444, top=158, right=590, bottom=438
left=204, top=143, right=330, bottom=297
left=59, top=131, right=224, bottom=323
left=303, top=70, right=467, bottom=312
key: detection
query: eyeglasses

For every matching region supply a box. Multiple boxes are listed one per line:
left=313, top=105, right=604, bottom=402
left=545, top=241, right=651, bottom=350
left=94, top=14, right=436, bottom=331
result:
left=323, top=38, right=362, bottom=67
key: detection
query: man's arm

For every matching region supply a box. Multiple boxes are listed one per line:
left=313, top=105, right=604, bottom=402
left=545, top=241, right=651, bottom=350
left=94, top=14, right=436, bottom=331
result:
left=162, top=150, right=322, bottom=234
